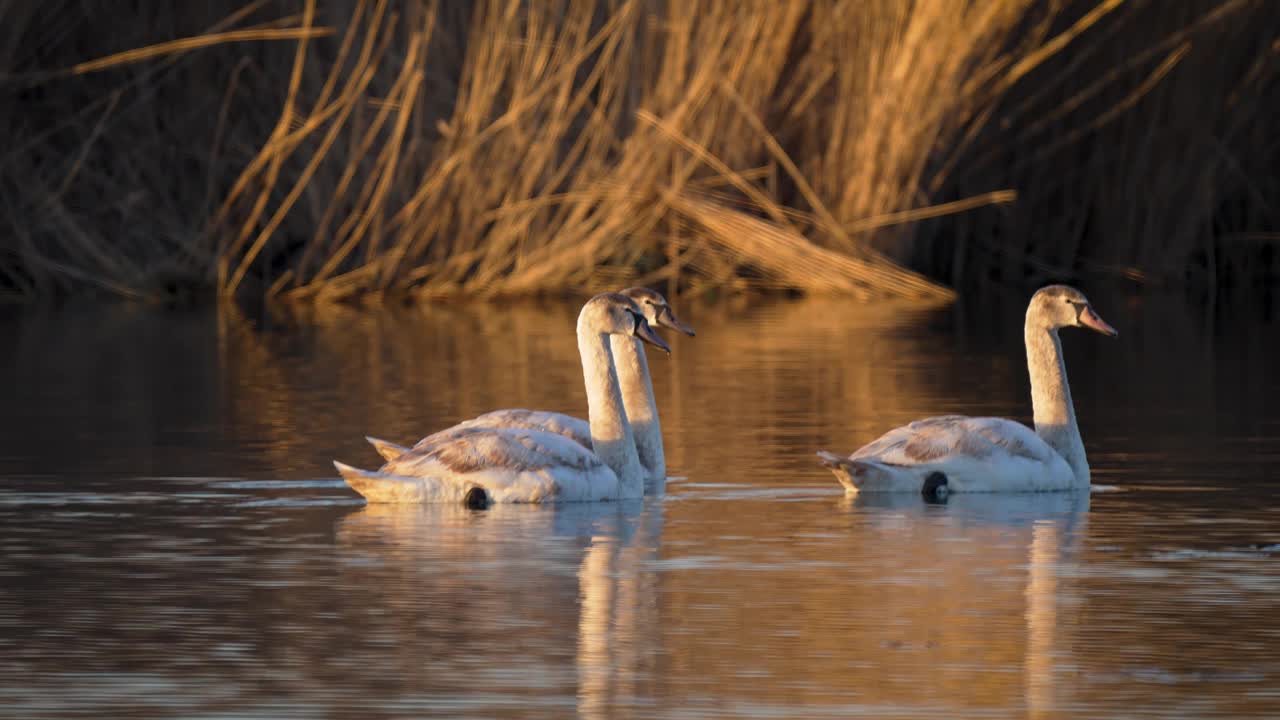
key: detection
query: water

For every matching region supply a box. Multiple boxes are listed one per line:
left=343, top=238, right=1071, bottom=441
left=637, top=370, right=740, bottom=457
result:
left=2, top=290, right=1279, bottom=719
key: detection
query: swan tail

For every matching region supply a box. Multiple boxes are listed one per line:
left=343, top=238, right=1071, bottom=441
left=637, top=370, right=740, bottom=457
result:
left=817, top=451, right=891, bottom=494
left=333, top=461, right=489, bottom=507
left=366, top=436, right=410, bottom=462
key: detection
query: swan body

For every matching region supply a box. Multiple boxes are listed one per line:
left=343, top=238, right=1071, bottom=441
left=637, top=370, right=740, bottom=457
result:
left=819, top=285, right=1117, bottom=495
left=338, top=427, right=622, bottom=504
left=817, top=416, right=1075, bottom=494
left=366, top=287, right=693, bottom=485
left=336, top=293, right=671, bottom=505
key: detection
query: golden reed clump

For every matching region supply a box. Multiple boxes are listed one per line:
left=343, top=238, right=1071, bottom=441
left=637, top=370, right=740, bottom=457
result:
left=0, top=0, right=1275, bottom=304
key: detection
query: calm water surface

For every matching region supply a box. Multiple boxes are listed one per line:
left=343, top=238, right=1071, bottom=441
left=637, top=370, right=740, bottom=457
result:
left=1, top=290, right=1279, bottom=718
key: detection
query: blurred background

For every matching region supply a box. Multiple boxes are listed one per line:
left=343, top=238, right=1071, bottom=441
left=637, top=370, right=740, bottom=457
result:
left=1, top=0, right=1276, bottom=306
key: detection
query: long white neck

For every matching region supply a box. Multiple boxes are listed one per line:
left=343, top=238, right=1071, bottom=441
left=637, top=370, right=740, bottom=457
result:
left=578, top=325, right=646, bottom=497
left=1025, top=316, right=1089, bottom=484
left=610, top=335, right=664, bottom=484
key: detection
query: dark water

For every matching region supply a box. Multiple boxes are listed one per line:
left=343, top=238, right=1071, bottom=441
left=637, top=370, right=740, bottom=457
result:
left=2, top=290, right=1279, bottom=719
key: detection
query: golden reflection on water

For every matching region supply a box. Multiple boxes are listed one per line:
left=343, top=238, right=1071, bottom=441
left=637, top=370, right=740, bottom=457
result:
left=212, top=296, right=968, bottom=481
left=333, top=489, right=1091, bottom=717
left=1027, top=520, right=1061, bottom=720
left=4, top=293, right=1280, bottom=717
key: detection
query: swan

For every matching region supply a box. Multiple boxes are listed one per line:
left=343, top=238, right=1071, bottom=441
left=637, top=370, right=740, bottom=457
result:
left=817, top=285, right=1117, bottom=496
left=365, top=287, right=694, bottom=486
left=334, top=293, right=670, bottom=505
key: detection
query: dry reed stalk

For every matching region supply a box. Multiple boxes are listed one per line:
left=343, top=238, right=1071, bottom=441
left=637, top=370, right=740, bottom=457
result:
left=236, top=24, right=416, bottom=297
left=954, top=0, right=1274, bottom=289
left=2, top=0, right=1276, bottom=302
left=489, top=4, right=759, bottom=292
left=672, top=195, right=955, bottom=302
left=297, top=90, right=408, bottom=285
left=225, top=60, right=381, bottom=296
left=69, top=27, right=334, bottom=76
left=312, top=66, right=422, bottom=288
left=309, top=83, right=420, bottom=290
left=205, top=3, right=392, bottom=248
left=219, top=1, right=403, bottom=296
left=2, top=3, right=334, bottom=300
left=218, top=0, right=318, bottom=295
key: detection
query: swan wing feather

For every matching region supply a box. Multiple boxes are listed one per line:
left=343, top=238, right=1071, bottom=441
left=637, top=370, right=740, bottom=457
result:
left=851, top=416, right=1055, bottom=467
left=388, top=427, right=604, bottom=478
left=413, top=409, right=593, bottom=450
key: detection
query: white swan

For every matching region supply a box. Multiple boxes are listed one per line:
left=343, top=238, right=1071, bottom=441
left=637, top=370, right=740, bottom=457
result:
left=817, top=285, right=1117, bottom=496
left=365, top=287, right=694, bottom=486
left=335, top=293, right=670, bottom=505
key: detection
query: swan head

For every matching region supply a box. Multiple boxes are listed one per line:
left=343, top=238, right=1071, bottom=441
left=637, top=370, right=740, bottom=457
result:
left=621, top=287, right=696, bottom=337
left=578, top=292, right=671, bottom=354
left=1028, top=285, right=1117, bottom=337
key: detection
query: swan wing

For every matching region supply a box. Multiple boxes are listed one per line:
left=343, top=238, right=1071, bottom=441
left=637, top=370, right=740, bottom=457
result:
left=389, top=427, right=603, bottom=476
left=824, top=415, right=1077, bottom=492
left=413, top=409, right=593, bottom=450
left=851, top=415, right=1055, bottom=467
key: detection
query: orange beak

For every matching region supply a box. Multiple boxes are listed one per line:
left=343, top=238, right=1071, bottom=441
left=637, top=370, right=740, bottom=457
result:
left=656, top=306, right=696, bottom=337
left=634, top=317, right=671, bottom=354
left=1079, top=305, right=1117, bottom=337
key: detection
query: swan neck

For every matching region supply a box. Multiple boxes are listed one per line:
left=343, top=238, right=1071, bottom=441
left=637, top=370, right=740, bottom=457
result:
left=578, top=325, right=644, bottom=495
left=1025, top=318, right=1088, bottom=483
left=611, top=335, right=665, bottom=483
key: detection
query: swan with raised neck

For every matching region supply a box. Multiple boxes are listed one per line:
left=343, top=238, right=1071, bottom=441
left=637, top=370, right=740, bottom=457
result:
left=1024, top=284, right=1113, bottom=483
left=818, top=284, right=1117, bottom=495
left=612, top=287, right=695, bottom=486
left=576, top=293, right=649, bottom=494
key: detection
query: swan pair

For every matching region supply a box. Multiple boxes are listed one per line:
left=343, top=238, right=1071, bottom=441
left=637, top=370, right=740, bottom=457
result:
left=335, top=283, right=1117, bottom=505
left=335, top=289, right=693, bottom=507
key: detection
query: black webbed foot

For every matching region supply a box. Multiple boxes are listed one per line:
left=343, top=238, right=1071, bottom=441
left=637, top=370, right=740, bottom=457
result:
left=464, top=486, right=490, bottom=509
left=922, top=472, right=949, bottom=504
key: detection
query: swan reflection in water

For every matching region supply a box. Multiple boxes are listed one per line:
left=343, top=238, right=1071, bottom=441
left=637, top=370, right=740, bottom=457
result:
left=334, top=497, right=664, bottom=718
left=842, top=490, right=1090, bottom=719
left=333, top=488, right=1087, bottom=717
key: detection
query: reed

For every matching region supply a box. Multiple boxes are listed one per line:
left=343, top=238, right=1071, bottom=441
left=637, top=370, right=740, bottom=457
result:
left=0, top=0, right=1275, bottom=304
